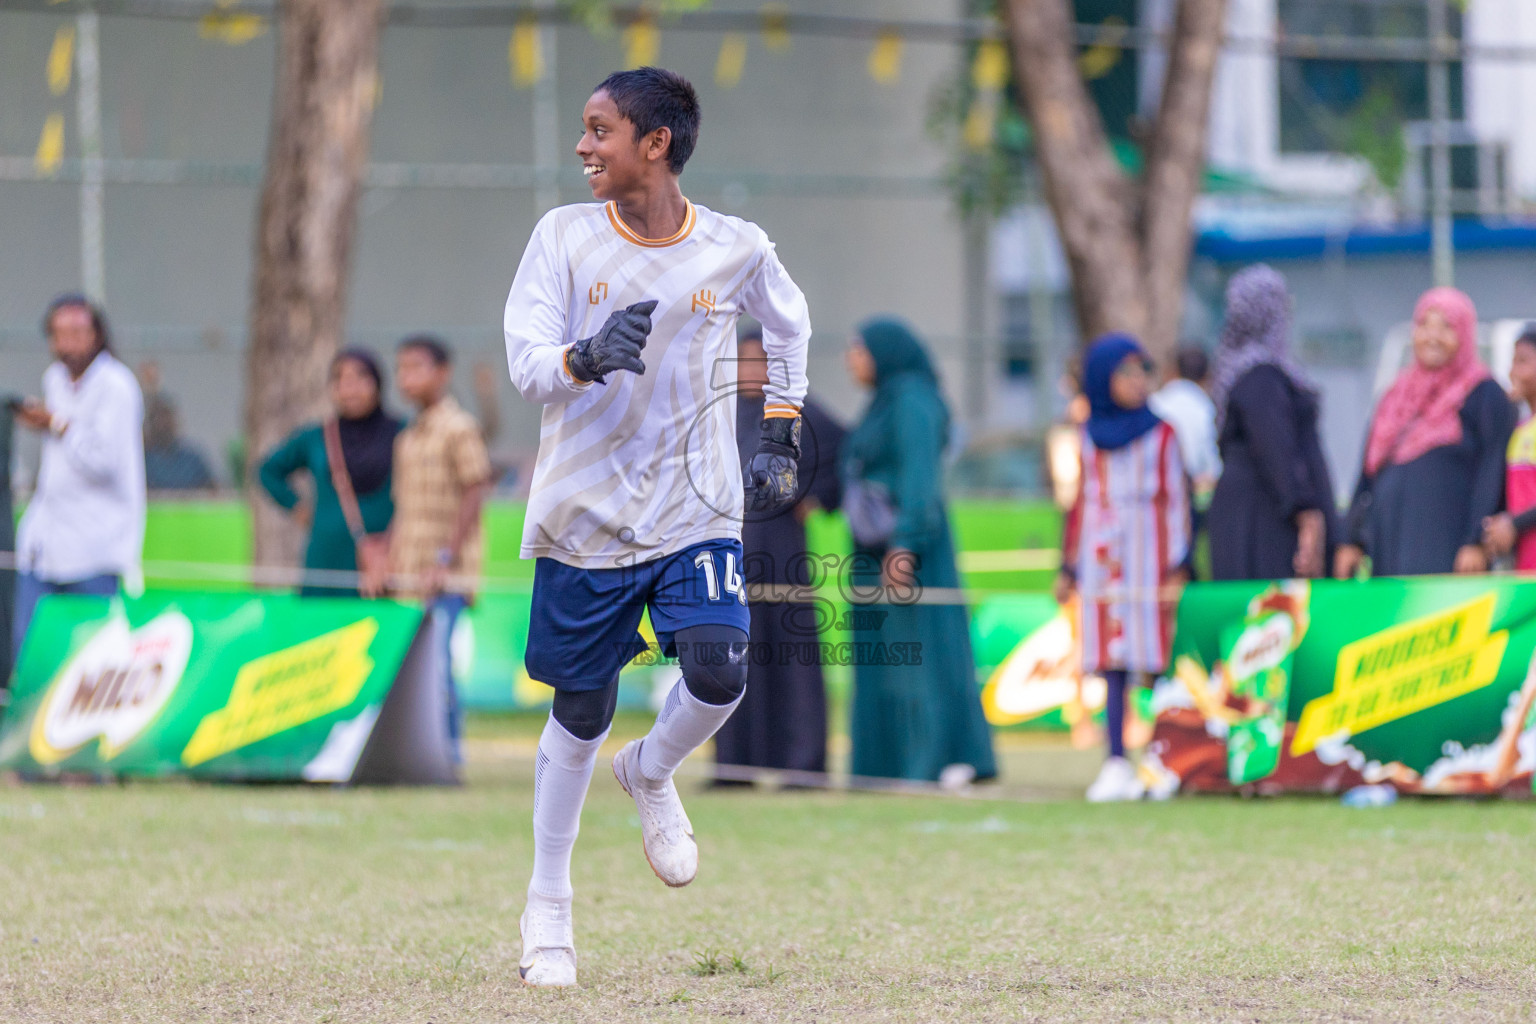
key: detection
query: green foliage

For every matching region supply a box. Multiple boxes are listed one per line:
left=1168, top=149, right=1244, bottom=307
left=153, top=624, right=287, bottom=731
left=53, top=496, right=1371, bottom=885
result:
left=926, top=73, right=1032, bottom=218
left=1341, top=84, right=1409, bottom=190
left=565, top=0, right=712, bottom=33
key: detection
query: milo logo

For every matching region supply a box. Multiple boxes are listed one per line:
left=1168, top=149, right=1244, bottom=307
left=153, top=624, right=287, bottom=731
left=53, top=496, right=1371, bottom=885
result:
left=1226, top=613, right=1295, bottom=682
left=28, top=610, right=194, bottom=764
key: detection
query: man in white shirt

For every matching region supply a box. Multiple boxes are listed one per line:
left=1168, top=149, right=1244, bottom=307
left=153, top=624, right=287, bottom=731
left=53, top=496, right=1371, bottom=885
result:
left=1150, top=345, right=1222, bottom=498
left=11, top=295, right=145, bottom=667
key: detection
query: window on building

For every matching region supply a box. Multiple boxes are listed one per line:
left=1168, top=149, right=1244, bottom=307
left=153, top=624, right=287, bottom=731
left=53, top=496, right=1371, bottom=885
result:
left=1277, top=0, right=1464, bottom=175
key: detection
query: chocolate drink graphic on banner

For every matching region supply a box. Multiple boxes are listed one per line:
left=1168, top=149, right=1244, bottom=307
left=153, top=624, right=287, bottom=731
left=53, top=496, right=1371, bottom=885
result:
left=1145, top=577, right=1536, bottom=798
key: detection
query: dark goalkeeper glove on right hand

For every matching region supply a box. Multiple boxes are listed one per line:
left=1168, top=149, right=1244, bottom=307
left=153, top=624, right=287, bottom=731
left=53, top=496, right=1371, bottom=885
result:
left=743, top=415, right=802, bottom=515
left=566, top=300, right=658, bottom=383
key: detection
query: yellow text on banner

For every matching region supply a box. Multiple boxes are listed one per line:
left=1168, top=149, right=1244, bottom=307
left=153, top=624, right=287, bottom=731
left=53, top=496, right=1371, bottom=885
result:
left=1292, top=593, right=1507, bottom=755
left=181, top=619, right=379, bottom=767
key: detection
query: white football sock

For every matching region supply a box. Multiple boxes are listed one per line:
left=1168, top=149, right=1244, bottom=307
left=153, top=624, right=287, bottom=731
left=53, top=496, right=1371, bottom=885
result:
left=638, top=680, right=743, bottom=782
left=529, top=715, right=606, bottom=901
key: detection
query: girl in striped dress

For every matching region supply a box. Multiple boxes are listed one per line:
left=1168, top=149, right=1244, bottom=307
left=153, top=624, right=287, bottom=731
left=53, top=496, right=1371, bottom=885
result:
left=1057, top=334, right=1191, bottom=801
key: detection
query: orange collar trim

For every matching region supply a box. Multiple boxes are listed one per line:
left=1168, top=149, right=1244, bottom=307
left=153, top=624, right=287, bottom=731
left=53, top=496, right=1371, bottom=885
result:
left=606, top=200, right=696, bottom=248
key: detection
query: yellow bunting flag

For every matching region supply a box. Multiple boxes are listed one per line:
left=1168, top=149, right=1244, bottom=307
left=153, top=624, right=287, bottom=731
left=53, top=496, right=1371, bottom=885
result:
left=971, top=38, right=1010, bottom=91
left=624, top=16, right=659, bottom=69
left=1077, top=17, right=1126, bottom=81
left=760, top=3, right=791, bottom=53
left=867, top=30, right=902, bottom=85
left=35, top=113, right=65, bottom=175
left=47, top=25, right=75, bottom=96
left=198, top=0, right=268, bottom=46
left=511, top=18, right=543, bottom=86
left=715, top=32, right=747, bottom=89
left=963, top=96, right=998, bottom=151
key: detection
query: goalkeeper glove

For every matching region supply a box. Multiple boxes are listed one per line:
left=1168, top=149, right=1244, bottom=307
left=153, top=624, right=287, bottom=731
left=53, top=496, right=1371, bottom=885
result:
left=566, top=299, right=657, bottom=383
left=743, top=415, right=802, bottom=514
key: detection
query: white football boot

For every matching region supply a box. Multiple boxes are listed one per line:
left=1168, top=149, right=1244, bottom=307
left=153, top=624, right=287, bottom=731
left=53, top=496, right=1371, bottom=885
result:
left=519, top=891, right=577, bottom=987
left=1086, top=756, right=1146, bottom=803
left=612, top=739, right=699, bottom=887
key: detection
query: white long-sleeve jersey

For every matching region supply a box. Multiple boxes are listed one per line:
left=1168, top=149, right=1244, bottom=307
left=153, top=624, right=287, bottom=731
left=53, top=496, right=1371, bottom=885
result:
left=504, top=200, right=811, bottom=568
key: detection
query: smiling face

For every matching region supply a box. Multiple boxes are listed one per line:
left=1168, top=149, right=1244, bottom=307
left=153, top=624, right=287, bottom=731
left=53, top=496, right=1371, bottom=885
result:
left=1412, top=308, right=1460, bottom=371
left=577, top=89, right=672, bottom=201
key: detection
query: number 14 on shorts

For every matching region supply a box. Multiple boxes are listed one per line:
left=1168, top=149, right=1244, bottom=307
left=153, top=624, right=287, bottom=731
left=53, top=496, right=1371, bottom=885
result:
left=694, top=549, right=746, bottom=605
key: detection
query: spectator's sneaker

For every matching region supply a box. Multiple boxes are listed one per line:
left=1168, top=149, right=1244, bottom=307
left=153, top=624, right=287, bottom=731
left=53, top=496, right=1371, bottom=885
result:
left=519, top=892, right=577, bottom=987
left=612, top=739, right=698, bottom=887
left=1086, top=756, right=1145, bottom=803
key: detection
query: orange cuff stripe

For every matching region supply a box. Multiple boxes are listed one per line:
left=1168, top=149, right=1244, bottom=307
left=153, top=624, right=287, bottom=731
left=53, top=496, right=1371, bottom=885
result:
left=563, top=347, right=592, bottom=388
left=763, top=404, right=800, bottom=419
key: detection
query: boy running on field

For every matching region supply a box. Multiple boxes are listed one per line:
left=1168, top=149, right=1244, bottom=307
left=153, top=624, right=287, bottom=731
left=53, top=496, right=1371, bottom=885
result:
left=502, top=67, right=811, bottom=987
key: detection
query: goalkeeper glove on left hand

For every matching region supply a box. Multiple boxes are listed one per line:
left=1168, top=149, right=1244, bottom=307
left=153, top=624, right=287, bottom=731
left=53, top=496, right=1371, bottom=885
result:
left=743, top=415, right=802, bottom=515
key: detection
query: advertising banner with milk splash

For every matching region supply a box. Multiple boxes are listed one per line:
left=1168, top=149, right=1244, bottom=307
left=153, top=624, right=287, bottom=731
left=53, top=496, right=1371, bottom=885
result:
left=0, top=591, right=457, bottom=784
left=1145, top=578, right=1536, bottom=798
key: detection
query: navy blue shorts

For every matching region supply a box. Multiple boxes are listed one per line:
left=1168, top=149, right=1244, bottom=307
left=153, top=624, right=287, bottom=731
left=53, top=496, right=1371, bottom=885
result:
left=525, top=538, right=751, bottom=692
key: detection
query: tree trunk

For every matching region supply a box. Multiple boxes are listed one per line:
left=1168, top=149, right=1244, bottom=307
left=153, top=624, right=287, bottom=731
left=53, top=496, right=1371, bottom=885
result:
left=1003, top=0, right=1228, bottom=367
left=1003, top=0, right=1147, bottom=344
left=245, top=0, right=384, bottom=571
left=1140, top=0, right=1227, bottom=360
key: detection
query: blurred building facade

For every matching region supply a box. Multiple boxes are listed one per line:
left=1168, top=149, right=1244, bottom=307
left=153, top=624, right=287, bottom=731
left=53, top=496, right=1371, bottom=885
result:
left=0, top=0, right=982, bottom=488
left=992, top=0, right=1536, bottom=494
left=3, top=0, right=1535, bottom=498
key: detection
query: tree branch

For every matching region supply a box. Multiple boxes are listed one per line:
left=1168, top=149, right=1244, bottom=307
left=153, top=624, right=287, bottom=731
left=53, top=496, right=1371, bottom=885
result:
left=1140, top=0, right=1227, bottom=365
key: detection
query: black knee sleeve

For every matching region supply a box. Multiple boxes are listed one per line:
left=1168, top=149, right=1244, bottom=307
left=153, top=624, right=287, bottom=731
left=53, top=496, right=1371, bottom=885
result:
left=675, top=624, right=748, bottom=706
left=551, top=675, right=619, bottom=741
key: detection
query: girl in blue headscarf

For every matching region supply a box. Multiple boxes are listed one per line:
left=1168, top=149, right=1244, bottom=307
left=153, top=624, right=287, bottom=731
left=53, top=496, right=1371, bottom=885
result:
left=840, top=317, right=996, bottom=785
left=1058, top=333, right=1190, bottom=801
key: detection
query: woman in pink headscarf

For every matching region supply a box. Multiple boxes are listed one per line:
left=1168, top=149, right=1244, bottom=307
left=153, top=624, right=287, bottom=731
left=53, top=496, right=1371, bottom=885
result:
left=1336, top=287, right=1516, bottom=578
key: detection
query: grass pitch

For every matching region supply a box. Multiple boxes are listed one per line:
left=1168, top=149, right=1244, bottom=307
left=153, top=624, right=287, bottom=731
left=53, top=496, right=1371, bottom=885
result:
left=2, top=714, right=1532, bottom=1023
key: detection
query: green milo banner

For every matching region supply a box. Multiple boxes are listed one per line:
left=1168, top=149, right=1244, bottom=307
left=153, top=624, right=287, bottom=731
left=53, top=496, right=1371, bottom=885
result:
left=0, top=590, right=456, bottom=784
left=1146, top=578, right=1536, bottom=797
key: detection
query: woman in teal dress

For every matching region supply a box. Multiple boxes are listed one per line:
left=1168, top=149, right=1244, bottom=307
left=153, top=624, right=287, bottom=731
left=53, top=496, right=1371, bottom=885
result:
left=841, top=317, right=997, bottom=783
left=258, top=349, right=403, bottom=597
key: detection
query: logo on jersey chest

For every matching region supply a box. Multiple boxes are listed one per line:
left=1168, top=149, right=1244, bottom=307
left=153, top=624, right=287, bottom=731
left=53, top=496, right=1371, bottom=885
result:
left=692, top=289, right=716, bottom=314
left=589, top=282, right=609, bottom=304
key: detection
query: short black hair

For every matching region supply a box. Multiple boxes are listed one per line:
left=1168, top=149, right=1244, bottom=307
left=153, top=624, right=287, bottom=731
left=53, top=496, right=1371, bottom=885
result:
left=593, top=67, right=700, bottom=174
left=1175, top=345, right=1209, bottom=382
left=42, top=292, right=111, bottom=352
left=397, top=334, right=452, bottom=367
left=1517, top=322, right=1536, bottom=351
